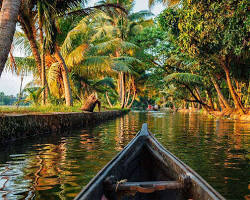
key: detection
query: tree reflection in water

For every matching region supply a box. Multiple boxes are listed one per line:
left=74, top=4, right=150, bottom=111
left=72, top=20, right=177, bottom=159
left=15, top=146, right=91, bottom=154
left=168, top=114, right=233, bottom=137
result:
left=0, top=111, right=249, bottom=199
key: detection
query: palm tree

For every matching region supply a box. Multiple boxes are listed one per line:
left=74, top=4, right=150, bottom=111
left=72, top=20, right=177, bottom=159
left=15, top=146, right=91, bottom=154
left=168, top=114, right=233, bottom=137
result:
left=38, top=0, right=126, bottom=106
left=18, top=86, right=45, bottom=106
left=35, top=0, right=90, bottom=106
left=84, top=5, right=152, bottom=108
left=148, top=0, right=180, bottom=8
left=0, top=0, right=21, bottom=77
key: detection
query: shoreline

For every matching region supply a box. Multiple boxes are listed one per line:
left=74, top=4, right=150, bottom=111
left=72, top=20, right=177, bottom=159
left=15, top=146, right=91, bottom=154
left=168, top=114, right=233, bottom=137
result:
left=176, top=108, right=250, bottom=121
left=0, top=110, right=129, bottom=145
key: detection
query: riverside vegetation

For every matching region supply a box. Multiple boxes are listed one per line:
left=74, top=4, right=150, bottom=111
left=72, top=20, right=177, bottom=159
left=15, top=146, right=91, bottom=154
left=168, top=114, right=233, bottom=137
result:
left=0, top=0, right=249, bottom=119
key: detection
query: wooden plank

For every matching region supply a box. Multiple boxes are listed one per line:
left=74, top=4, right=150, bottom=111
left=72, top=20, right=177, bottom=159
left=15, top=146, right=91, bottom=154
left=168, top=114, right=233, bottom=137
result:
left=104, top=181, right=183, bottom=193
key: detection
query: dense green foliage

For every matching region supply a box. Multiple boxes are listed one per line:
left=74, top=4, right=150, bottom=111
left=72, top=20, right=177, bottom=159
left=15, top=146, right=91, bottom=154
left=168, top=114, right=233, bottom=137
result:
left=156, top=0, right=249, bottom=113
left=1, top=0, right=249, bottom=114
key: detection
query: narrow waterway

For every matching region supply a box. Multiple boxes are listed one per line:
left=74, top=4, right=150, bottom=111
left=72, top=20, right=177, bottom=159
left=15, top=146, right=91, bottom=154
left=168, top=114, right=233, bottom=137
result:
left=0, top=111, right=249, bottom=200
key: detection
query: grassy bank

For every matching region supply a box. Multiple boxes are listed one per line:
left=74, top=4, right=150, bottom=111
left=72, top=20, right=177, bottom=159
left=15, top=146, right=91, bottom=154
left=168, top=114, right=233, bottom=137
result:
left=0, top=104, right=126, bottom=114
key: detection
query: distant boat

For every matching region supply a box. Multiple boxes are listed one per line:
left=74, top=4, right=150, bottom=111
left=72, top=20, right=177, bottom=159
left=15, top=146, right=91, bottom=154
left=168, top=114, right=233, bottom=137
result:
left=75, top=124, right=225, bottom=200
left=147, top=105, right=159, bottom=111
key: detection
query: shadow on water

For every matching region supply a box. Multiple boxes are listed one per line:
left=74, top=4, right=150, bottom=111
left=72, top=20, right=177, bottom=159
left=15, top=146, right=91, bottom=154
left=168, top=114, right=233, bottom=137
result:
left=0, top=111, right=249, bottom=200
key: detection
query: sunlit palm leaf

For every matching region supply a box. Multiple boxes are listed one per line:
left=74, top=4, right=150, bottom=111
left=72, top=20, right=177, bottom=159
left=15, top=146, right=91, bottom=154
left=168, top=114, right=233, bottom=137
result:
left=148, top=0, right=180, bottom=8
left=165, top=73, right=203, bottom=85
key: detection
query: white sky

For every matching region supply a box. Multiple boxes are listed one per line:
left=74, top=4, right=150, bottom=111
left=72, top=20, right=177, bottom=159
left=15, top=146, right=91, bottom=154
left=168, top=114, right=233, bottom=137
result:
left=0, top=0, right=164, bottom=95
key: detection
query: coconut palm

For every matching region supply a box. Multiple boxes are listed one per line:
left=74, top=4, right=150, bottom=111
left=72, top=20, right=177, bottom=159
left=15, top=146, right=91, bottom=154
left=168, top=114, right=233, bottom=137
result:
left=72, top=4, right=153, bottom=108
left=38, top=0, right=128, bottom=106
left=148, top=0, right=180, bottom=8
left=17, top=86, right=45, bottom=106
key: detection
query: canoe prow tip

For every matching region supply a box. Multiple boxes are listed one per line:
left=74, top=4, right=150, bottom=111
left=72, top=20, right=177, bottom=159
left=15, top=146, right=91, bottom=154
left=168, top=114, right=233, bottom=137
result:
left=138, top=123, right=151, bottom=137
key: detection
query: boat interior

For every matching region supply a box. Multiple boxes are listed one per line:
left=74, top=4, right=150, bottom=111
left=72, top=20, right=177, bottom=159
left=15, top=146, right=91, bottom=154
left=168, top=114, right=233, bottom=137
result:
left=76, top=124, right=223, bottom=200
left=101, top=141, right=191, bottom=200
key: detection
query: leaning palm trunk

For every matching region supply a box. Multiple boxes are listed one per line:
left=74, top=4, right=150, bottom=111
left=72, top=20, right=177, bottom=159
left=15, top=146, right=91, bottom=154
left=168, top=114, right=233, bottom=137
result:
left=221, top=61, right=245, bottom=114
left=0, top=0, right=21, bottom=76
left=218, top=96, right=226, bottom=110
left=211, top=76, right=231, bottom=110
left=206, top=90, right=215, bottom=111
left=124, top=86, right=131, bottom=108
left=54, top=48, right=73, bottom=106
left=105, top=92, right=113, bottom=108
left=127, top=78, right=136, bottom=109
left=19, top=18, right=42, bottom=75
left=127, top=88, right=136, bottom=109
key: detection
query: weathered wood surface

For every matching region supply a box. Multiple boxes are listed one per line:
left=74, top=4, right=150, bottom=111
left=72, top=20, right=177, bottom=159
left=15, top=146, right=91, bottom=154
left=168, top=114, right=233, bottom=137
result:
left=75, top=123, right=225, bottom=200
left=81, top=93, right=101, bottom=112
left=104, top=180, right=184, bottom=193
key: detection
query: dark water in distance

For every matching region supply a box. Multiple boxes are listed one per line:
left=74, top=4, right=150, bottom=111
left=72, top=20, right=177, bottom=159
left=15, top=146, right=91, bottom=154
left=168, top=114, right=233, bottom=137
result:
left=0, top=111, right=249, bottom=200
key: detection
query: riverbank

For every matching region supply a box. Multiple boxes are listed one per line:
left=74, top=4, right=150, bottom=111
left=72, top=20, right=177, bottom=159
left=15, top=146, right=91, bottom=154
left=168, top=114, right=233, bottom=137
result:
left=0, top=104, right=101, bottom=114
left=0, top=109, right=129, bottom=145
left=177, top=108, right=250, bottom=121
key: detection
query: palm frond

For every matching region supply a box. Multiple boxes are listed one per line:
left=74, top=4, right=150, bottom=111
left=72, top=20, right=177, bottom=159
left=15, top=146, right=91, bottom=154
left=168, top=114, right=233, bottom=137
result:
left=94, top=77, right=115, bottom=89
left=148, top=0, right=180, bottom=8
left=128, top=10, right=154, bottom=21
left=13, top=31, right=32, bottom=56
left=61, top=18, right=89, bottom=56
left=83, top=56, right=112, bottom=69
left=65, top=43, right=88, bottom=68
left=91, top=38, right=139, bottom=54
left=64, top=3, right=128, bottom=16
left=113, top=56, right=142, bottom=65
left=111, top=60, right=131, bottom=72
left=47, top=62, right=61, bottom=82
left=5, top=56, right=37, bottom=75
left=165, top=73, right=204, bottom=85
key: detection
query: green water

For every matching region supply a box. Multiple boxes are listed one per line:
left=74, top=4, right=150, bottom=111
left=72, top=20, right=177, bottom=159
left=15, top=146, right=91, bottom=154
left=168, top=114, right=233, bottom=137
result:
left=0, top=111, right=249, bottom=200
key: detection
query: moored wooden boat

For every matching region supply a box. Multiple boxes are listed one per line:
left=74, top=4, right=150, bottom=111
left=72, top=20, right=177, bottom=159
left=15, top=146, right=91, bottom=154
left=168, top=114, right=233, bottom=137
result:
left=75, top=123, right=225, bottom=200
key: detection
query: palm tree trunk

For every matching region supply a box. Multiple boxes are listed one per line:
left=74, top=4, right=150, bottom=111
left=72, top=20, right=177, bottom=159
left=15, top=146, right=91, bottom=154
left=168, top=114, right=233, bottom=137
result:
left=17, top=72, right=24, bottom=108
left=206, top=90, right=215, bottom=111
left=127, top=78, right=136, bottom=109
left=127, top=88, right=136, bottom=109
left=39, top=26, right=47, bottom=105
left=105, top=91, right=113, bottom=108
left=41, top=48, right=46, bottom=105
left=19, top=18, right=42, bottom=75
left=234, top=79, right=242, bottom=101
left=195, top=87, right=203, bottom=109
left=211, top=76, right=231, bottom=110
left=124, top=86, right=131, bottom=108
left=0, top=0, right=21, bottom=76
left=218, top=96, right=226, bottom=110
left=54, top=48, right=73, bottom=106
left=183, top=100, right=186, bottom=109
left=119, top=72, right=125, bottom=108
left=221, top=60, right=245, bottom=113
left=184, top=84, right=211, bottom=111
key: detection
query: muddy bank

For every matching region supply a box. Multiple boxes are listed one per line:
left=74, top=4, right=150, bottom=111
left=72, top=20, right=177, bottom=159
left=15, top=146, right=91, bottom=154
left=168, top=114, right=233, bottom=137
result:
left=0, top=110, right=129, bottom=144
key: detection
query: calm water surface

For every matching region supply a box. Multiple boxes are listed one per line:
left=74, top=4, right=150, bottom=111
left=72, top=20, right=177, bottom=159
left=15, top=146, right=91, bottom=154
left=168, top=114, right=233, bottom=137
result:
left=0, top=111, right=249, bottom=200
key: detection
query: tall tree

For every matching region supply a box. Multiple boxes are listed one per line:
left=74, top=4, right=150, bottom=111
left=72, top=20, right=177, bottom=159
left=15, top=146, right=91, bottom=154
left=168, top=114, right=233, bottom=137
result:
left=148, top=0, right=179, bottom=8
left=0, top=0, right=21, bottom=77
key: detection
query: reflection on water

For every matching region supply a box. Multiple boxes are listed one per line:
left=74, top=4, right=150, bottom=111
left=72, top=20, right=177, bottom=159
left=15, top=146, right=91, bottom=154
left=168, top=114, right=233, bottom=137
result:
left=0, top=111, right=249, bottom=200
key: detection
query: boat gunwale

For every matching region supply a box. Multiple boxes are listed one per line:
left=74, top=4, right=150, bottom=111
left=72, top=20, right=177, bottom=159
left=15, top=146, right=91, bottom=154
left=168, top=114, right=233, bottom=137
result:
left=74, top=123, right=225, bottom=200
left=144, top=130, right=225, bottom=200
left=74, top=125, right=146, bottom=199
